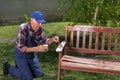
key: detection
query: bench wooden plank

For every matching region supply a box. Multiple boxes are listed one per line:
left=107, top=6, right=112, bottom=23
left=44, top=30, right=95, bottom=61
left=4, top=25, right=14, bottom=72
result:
left=89, top=32, right=92, bottom=49
left=70, top=30, right=74, bottom=47
left=66, top=47, right=120, bottom=55
left=114, top=33, right=118, bottom=51
left=95, top=32, right=99, bottom=50
left=76, top=31, right=80, bottom=48
left=101, top=33, right=105, bottom=50
left=61, top=55, right=120, bottom=74
left=73, top=25, right=120, bottom=33
left=108, top=33, right=112, bottom=50
left=62, top=55, right=120, bottom=67
left=61, top=62, right=120, bottom=75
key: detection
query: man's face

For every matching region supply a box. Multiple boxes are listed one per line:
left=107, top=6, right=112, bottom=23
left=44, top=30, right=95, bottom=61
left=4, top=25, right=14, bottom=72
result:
left=30, top=18, right=42, bottom=31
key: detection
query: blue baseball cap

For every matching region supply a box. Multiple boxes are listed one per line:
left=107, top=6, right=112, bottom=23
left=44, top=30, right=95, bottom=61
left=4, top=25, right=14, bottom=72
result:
left=31, top=11, right=46, bottom=23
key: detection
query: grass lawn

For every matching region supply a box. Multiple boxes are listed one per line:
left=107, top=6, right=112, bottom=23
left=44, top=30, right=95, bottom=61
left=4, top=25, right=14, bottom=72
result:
left=1, top=43, right=120, bottom=80
left=0, top=22, right=120, bottom=80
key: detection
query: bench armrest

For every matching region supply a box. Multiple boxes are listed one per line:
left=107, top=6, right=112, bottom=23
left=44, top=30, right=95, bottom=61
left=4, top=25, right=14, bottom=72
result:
left=56, top=41, right=66, bottom=52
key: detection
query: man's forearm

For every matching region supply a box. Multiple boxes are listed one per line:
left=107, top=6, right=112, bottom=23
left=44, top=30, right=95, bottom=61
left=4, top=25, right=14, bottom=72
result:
left=26, top=47, right=36, bottom=52
left=26, top=45, right=48, bottom=53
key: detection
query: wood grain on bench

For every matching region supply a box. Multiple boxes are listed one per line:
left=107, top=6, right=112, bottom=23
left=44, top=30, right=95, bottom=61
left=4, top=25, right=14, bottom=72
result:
left=56, top=25, right=120, bottom=80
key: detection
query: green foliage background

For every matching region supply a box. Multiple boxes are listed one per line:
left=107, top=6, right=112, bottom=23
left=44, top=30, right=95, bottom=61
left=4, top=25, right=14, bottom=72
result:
left=59, top=0, right=120, bottom=27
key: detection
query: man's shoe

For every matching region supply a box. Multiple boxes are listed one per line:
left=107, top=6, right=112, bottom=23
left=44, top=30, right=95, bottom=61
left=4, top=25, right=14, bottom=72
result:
left=3, top=62, right=10, bottom=75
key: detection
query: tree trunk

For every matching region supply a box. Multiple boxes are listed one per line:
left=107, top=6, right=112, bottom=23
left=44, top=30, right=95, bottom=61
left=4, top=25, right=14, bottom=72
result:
left=93, top=5, right=99, bottom=26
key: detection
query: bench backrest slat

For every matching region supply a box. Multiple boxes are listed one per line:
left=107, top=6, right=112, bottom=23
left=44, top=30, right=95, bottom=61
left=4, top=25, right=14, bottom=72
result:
left=76, top=31, right=80, bottom=48
left=89, top=32, right=92, bottom=49
left=95, top=32, right=99, bottom=50
left=70, top=30, right=74, bottom=47
left=114, top=33, right=118, bottom=51
left=65, top=25, right=120, bottom=55
left=108, top=33, right=112, bottom=51
left=82, top=31, right=86, bottom=48
left=101, top=33, right=105, bottom=50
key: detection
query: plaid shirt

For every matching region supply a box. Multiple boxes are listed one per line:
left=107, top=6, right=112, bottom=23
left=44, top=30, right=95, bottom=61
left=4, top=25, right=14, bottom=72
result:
left=15, top=22, right=47, bottom=53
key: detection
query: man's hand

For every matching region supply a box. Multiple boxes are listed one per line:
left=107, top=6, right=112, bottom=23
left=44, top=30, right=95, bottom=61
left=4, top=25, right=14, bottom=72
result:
left=47, top=36, right=59, bottom=45
left=37, top=44, right=48, bottom=52
left=52, top=36, right=59, bottom=43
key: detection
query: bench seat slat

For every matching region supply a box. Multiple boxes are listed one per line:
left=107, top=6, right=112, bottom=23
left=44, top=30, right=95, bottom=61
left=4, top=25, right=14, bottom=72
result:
left=61, top=62, right=120, bottom=74
left=62, top=55, right=120, bottom=67
left=61, top=55, right=120, bottom=74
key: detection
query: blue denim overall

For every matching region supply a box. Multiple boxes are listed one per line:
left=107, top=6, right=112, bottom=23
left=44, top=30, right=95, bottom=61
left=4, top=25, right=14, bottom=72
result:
left=9, top=25, right=43, bottom=80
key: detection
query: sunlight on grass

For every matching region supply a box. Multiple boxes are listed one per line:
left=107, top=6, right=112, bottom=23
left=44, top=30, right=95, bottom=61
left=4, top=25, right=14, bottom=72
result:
left=0, top=25, right=18, bottom=39
left=0, top=22, right=70, bottom=39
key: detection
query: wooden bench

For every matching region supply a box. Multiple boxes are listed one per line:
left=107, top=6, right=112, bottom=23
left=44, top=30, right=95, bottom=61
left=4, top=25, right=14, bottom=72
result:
left=56, top=25, right=120, bottom=80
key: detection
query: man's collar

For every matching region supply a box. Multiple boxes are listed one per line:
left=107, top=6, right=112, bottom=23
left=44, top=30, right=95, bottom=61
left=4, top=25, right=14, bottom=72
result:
left=28, top=22, right=35, bottom=32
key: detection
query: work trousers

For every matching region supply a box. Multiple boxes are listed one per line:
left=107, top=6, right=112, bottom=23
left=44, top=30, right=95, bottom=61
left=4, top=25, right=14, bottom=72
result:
left=9, top=55, right=43, bottom=80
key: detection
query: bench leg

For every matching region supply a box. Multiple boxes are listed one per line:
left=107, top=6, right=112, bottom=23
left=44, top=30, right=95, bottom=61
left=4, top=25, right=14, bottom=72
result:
left=58, top=65, right=61, bottom=80
left=58, top=53, right=62, bottom=80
